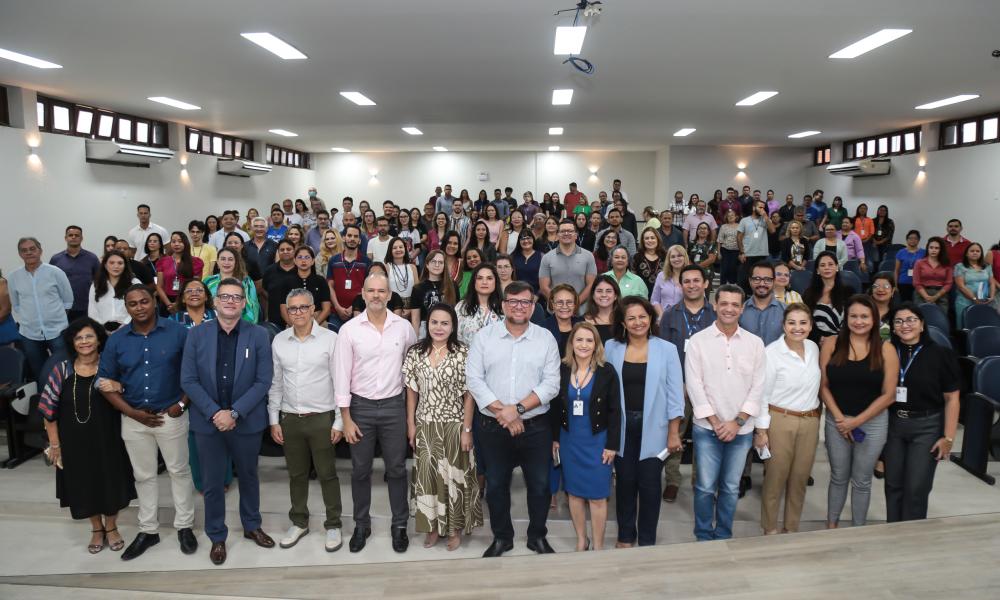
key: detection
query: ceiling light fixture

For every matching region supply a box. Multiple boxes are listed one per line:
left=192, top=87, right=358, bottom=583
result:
left=788, top=130, right=821, bottom=138
left=549, top=127, right=564, bottom=135
left=554, top=26, right=587, bottom=55
left=268, top=129, right=298, bottom=137
left=147, top=96, right=201, bottom=110
left=552, top=89, right=574, bottom=105
left=402, top=127, right=423, bottom=135
left=339, top=91, right=376, bottom=106
left=330, top=147, right=351, bottom=153
left=240, top=33, right=307, bottom=60
left=433, top=146, right=448, bottom=152
left=915, top=94, right=980, bottom=110
left=735, top=91, right=779, bottom=106
left=0, top=47, right=62, bottom=69
left=829, top=28, right=912, bottom=59
left=548, top=146, right=560, bottom=151
left=673, top=128, right=696, bottom=137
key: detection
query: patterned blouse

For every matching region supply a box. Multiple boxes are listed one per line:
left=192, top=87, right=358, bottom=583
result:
left=403, top=344, right=469, bottom=424
left=457, top=306, right=504, bottom=346
left=718, top=224, right=740, bottom=251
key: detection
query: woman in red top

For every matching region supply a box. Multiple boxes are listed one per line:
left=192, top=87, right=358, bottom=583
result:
left=156, top=232, right=203, bottom=314
left=853, top=204, right=876, bottom=270
left=913, top=236, right=952, bottom=314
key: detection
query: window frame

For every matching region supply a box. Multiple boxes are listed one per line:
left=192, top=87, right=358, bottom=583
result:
left=842, top=126, right=921, bottom=161
left=266, top=143, right=311, bottom=169
left=185, top=126, right=254, bottom=159
left=36, top=94, right=169, bottom=147
left=813, top=144, right=831, bottom=166
left=939, top=110, right=1000, bottom=150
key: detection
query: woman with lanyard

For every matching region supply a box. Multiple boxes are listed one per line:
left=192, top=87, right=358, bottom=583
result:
left=551, top=322, right=620, bottom=551
left=883, top=303, right=960, bottom=522
left=384, top=237, right=418, bottom=314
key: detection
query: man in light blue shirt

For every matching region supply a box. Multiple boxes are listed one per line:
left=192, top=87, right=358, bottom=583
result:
left=8, top=237, right=73, bottom=379
left=466, top=281, right=560, bottom=558
left=740, top=262, right=785, bottom=346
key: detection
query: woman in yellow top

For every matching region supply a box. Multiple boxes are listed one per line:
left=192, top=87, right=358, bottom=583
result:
left=188, top=219, right=217, bottom=278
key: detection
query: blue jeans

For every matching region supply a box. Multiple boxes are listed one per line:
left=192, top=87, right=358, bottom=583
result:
left=693, top=426, right=752, bottom=541
left=21, top=336, right=67, bottom=381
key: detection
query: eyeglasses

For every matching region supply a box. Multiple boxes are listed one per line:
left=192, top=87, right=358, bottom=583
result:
left=74, top=333, right=98, bottom=342
left=217, top=293, right=245, bottom=303
left=295, top=255, right=314, bottom=260
left=871, top=283, right=893, bottom=290
left=893, top=317, right=920, bottom=326
left=552, top=300, right=575, bottom=308
left=504, top=299, right=533, bottom=309
left=750, top=276, right=774, bottom=284
left=287, top=304, right=314, bottom=314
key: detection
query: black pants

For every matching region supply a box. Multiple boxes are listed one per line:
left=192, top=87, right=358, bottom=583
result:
left=883, top=413, right=942, bottom=522
left=614, top=410, right=662, bottom=546
left=719, top=248, right=740, bottom=285
left=477, top=412, right=551, bottom=543
left=898, top=283, right=915, bottom=302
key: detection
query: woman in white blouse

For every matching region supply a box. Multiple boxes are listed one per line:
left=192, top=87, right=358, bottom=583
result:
left=87, top=250, right=141, bottom=332
left=754, top=302, right=822, bottom=534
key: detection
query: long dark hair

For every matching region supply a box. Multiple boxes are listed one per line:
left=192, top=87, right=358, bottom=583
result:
left=169, top=231, right=194, bottom=280
left=384, top=237, right=410, bottom=264
left=594, top=230, right=619, bottom=262
left=829, top=294, right=885, bottom=370
left=411, top=303, right=464, bottom=356
left=585, top=274, right=622, bottom=321
left=460, top=264, right=503, bottom=317
left=925, top=236, right=950, bottom=267
left=93, top=250, right=134, bottom=301
left=144, top=232, right=164, bottom=259
left=613, top=295, right=657, bottom=343
left=513, top=228, right=538, bottom=257
left=803, top=251, right=849, bottom=312
left=419, top=249, right=457, bottom=306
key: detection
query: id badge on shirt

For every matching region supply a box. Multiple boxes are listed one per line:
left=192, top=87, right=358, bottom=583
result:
left=345, top=279, right=352, bottom=289
left=573, top=400, right=584, bottom=416
left=753, top=231, right=760, bottom=239
left=684, top=339, right=690, bottom=353
left=171, top=277, right=180, bottom=292
left=907, top=269, right=914, bottom=278
left=896, top=387, right=907, bottom=404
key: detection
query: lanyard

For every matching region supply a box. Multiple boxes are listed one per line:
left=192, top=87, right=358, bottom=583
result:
left=572, top=364, right=592, bottom=401
left=897, top=345, right=923, bottom=385
left=682, top=307, right=705, bottom=338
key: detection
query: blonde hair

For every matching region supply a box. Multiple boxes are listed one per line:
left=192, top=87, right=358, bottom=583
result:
left=662, top=244, right=691, bottom=280
left=561, top=322, right=607, bottom=369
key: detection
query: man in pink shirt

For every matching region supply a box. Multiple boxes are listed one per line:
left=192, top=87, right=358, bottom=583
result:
left=333, top=273, right=417, bottom=554
left=685, top=284, right=766, bottom=541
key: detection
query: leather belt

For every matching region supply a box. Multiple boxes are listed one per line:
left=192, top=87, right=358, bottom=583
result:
left=893, top=408, right=942, bottom=419
left=769, top=404, right=822, bottom=418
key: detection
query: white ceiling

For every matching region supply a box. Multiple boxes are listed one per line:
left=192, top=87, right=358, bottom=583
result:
left=2, top=0, right=999, bottom=153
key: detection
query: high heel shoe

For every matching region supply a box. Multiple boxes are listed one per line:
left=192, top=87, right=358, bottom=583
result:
left=88, top=529, right=106, bottom=554
left=106, top=527, right=125, bottom=552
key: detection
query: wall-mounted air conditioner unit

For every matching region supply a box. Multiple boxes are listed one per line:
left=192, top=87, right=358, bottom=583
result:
left=826, top=158, right=891, bottom=177
left=217, top=158, right=272, bottom=177
left=85, top=140, right=175, bottom=167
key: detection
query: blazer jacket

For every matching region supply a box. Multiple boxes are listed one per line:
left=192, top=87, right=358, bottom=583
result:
left=551, top=362, right=621, bottom=451
left=181, top=320, right=273, bottom=435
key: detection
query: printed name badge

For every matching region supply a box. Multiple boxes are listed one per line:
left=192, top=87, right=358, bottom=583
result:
left=684, top=339, right=690, bottom=353
left=573, top=400, right=584, bottom=416
left=896, top=387, right=908, bottom=404
left=907, top=269, right=914, bottom=277
left=753, top=231, right=760, bottom=239
left=344, top=279, right=352, bottom=289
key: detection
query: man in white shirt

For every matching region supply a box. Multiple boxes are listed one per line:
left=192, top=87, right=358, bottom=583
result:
left=209, top=211, right=250, bottom=250
left=282, top=199, right=304, bottom=227
left=332, top=196, right=359, bottom=231
left=269, top=288, right=345, bottom=553
left=128, top=204, right=169, bottom=260
left=685, top=284, right=766, bottom=541
left=365, top=216, right=393, bottom=262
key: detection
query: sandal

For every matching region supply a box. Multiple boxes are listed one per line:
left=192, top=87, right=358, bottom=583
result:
left=423, top=532, right=440, bottom=548
left=106, top=527, right=125, bottom=551
left=446, top=532, right=461, bottom=551
left=88, top=529, right=106, bottom=554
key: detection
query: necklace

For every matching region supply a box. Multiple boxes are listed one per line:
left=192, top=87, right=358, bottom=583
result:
left=430, top=343, right=448, bottom=364
left=72, top=372, right=93, bottom=424
left=391, top=263, right=411, bottom=290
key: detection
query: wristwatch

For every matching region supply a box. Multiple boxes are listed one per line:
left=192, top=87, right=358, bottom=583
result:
left=735, top=416, right=747, bottom=427
left=515, top=403, right=526, bottom=415
left=230, top=409, right=240, bottom=421
left=177, top=400, right=186, bottom=412
left=463, top=427, right=472, bottom=433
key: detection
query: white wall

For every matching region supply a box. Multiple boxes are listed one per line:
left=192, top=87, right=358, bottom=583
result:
left=669, top=145, right=812, bottom=200
left=310, top=150, right=656, bottom=213
left=805, top=143, right=1000, bottom=247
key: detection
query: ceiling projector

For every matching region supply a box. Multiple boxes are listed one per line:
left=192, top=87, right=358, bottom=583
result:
left=582, top=2, right=603, bottom=17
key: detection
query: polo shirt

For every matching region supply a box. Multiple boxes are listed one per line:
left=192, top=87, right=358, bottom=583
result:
left=538, top=245, right=597, bottom=296
left=605, top=269, right=648, bottom=298
left=737, top=216, right=770, bottom=257
left=326, top=252, right=370, bottom=309
left=49, top=248, right=100, bottom=312
left=658, top=301, right=716, bottom=374
left=97, top=316, right=188, bottom=411
left=246, top=238, right=278, bottom=273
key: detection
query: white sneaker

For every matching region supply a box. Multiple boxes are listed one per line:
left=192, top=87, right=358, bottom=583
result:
left=325, top=528, right=343, bottom=552
left=279, top=525, right=309, bottom=549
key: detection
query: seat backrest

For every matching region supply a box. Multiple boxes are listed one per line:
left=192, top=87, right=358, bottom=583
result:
left=964, top=304, right=1000, bottom=330
left=0, top=347, right=26, bottom=387
left=262, top=321, right=283, bottom=341
left=919, top=302, right=949, bottom=333
left=790, top=270, right=812, bottom=295
left=927, top=326, right=952, bottom=350
left=840, top=270, right=861, bottom=294
left=878, top=259, right=896, bottom=273
left=969, top=326, right=1000, bottom=358
left=974, top=356, right=1000, bottom=403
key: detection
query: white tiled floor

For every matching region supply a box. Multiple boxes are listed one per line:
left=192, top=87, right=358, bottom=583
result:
left=1, top=427, right=999, bottom=579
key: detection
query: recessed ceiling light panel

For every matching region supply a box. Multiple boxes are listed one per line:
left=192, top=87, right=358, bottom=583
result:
left=240, top=33, right=308, bottom=59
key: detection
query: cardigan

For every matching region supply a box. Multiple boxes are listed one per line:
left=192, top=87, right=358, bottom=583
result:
left=551, top=362, right=621, bottom=451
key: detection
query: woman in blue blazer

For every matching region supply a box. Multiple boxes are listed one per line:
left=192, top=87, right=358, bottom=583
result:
left=604, top=296, right=684, bottom=547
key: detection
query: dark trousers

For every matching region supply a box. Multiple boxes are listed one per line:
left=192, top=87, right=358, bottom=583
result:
left=281, top=411, right=342, bottom=529
left=719, top=248, right=740, bottom=285
left=21, top=336, right=66, bottom=381
left=478, top=412, right=551, bottom=543
left=898, top=283, right=915, bottom=302
left=66, top=309, right=87, bottom=323
left=348, top=393, right=408, bottom=529
left=883, top=413, right=942, bottom=522
left=195, top=430, right=263, bottom=543
left=615, top=411, right=662, bottom=546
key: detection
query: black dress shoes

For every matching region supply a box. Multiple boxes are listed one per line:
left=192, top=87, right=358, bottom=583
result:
left=121, top=532, right=160, bottom=561
left=527, top=537, right=555, bottom=554
left=348, top=527, right=371, bottom=553
left=482, top=538, right=513, bottom=558
left=243, top=529, right=275, bottom=548
left=178, top=527, right=198, bottom=555
left=391, top=527, right=409, bottom=553
left=210, top=541, right=227, bottom=565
